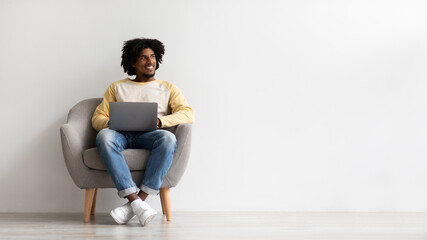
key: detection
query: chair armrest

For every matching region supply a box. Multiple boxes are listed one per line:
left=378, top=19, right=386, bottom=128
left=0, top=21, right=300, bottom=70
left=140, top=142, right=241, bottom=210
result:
left=60, top=123, right=91, bottom=188
left=162, top=123, right=193, bottom=188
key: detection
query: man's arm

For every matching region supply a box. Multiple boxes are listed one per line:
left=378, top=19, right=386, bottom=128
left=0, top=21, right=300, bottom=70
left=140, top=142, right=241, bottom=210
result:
left=158, top=83, right=194, bottom=128
left=92, top=85, right=116, bottom=132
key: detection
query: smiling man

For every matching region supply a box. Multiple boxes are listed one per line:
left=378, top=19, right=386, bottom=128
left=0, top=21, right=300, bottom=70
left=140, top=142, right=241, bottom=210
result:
left=91, top=38, right=194, bottom=227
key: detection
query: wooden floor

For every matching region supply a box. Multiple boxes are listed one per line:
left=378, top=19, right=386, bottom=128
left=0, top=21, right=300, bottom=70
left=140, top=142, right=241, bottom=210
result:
left=1, top=212, right=427, bottom=239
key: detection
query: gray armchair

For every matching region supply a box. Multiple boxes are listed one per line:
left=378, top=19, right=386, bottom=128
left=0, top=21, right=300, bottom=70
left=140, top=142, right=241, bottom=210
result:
left=60, top=98, right=192, bottom=223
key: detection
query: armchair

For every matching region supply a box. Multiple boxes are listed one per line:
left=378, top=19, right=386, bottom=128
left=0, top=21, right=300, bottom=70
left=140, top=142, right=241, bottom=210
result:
left=60, top=98, right=192, bottom=222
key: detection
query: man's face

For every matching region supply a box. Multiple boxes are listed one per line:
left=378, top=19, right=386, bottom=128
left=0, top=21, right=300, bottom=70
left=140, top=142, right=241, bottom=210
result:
left=133, top=48, right=156, bottom=78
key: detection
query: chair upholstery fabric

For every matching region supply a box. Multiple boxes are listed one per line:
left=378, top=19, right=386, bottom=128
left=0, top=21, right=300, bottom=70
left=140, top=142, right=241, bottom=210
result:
left=60, top=98, right=192, bottom=190
left=83, top=148, right=151, bottom=171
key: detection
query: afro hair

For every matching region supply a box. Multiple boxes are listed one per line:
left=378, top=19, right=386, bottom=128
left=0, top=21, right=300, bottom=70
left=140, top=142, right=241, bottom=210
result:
left=121, top=38, right=165, bottom=76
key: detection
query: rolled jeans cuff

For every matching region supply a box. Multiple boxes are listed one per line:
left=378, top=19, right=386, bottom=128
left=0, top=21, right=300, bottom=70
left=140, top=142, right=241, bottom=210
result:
left=140, top=185, right=160, bottom=195
left=118, top=186, right=138, bottom=198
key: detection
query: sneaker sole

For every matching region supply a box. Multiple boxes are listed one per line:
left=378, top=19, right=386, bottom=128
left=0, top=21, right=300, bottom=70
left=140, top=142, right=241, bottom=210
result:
left=143, top=212, right=156, bottom=226
left=110, top=210, right=131, bottom=225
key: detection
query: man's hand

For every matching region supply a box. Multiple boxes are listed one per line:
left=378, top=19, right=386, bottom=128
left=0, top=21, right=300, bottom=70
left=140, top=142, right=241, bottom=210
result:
left=157, top=118, right=161, bottom=128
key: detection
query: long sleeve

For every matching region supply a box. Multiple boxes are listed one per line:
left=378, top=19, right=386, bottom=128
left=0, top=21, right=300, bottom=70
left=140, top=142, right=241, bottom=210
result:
left=92, top=84, right=116, bottom=132
left=158, top=83, right=194, bottom=128
left=92, top=78, right=194, bottom=131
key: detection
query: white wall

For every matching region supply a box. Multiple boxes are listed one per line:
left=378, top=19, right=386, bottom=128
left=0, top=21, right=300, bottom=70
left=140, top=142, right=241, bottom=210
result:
left=1, top=0, right=427, bottom=213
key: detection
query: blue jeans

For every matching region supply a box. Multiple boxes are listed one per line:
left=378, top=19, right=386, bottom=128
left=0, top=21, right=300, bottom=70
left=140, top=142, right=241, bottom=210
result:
left=96, top=128, right=177, bottom=198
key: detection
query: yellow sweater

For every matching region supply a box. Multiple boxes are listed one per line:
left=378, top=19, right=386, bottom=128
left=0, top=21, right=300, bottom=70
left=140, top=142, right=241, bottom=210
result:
left=92, top=78, right=194, bottom=132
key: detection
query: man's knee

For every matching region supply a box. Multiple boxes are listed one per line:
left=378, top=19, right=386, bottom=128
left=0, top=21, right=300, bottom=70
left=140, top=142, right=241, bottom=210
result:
left=158, top=130, right=177, bottom=148
left=96, top=128, right=116, bottom=147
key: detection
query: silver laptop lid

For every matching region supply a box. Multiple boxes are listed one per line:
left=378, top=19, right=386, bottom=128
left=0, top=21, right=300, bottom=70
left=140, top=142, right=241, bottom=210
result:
left=109, top=102, right=158, bottom=131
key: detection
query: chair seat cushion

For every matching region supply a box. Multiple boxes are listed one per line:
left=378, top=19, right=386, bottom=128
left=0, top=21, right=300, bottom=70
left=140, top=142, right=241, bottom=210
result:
left=83, top=148, right=151, bottom=171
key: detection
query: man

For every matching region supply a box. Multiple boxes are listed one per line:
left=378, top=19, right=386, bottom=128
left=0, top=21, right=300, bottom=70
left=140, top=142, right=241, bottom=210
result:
left=92, top=38, right=194, bottom=227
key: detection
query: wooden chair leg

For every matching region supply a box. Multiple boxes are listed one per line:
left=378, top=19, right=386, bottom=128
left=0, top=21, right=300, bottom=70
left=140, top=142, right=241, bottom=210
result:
left=159, top=190, right=166, bottom=214
left=84, top=188, right=96, bottom=223
left=91, top=188, right=98, bottom=215
left=160, top=188, right=172, bottom=221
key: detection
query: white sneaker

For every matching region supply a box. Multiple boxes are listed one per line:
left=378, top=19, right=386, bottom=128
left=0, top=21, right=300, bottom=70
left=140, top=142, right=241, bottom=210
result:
left=130, top=198, right=157, bottom=226
left=110, top=202, right=135, bottom=224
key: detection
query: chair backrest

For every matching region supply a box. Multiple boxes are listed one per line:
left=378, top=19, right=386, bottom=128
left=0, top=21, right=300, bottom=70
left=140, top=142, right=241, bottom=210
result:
left=67, top=98, right=102, bottom=150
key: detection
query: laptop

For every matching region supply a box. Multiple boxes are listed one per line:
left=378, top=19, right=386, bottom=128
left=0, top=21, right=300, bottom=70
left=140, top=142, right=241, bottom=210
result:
left=109, top=102, right=158, bottom=131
